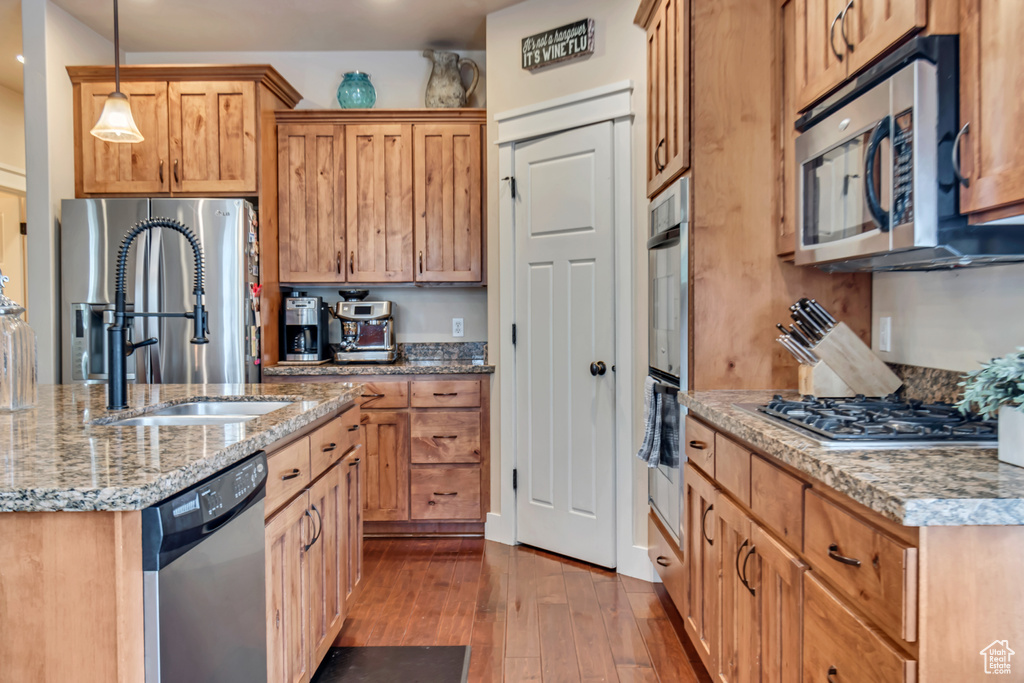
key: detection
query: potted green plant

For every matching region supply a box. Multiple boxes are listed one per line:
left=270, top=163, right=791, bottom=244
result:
left=957, top=348, right=1024, bottom=467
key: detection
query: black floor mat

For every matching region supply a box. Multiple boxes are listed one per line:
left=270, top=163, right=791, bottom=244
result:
left=311, top=646, right=470, bottom=683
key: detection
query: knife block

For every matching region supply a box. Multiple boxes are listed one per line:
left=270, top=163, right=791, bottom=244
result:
left=798, top=362, right=857, bottom=398
left=808, top=322, right=902, bottom=397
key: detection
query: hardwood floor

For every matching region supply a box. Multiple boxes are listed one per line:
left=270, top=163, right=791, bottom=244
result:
left=336, top=538, right=712, bottom=683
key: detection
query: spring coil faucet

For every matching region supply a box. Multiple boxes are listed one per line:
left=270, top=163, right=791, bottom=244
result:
left=107, top=217, right=208, bottom=410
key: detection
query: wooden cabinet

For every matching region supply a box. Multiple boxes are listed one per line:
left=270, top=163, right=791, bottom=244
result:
left=958, top=0, right=1024, bottom=218
left=69, top=66, right=299, bottom=198
left=410, top=465, right=481, bottom=520
left=749, top=524, right=805, bottom=683
left=307, top=462, right=345, bottom=670
left=277, top=125, right=346, bottom=283
left=643, top=0, right=690, bottom=198
left=413, top=124, right=483, bottom=282
left=342, top=446, right=364, bottom=604
left=683, top=462, right=718, bottom=673
left=715, top=494, right=759, bottom=683
left=345, top=124, right=414, bottom=283
left=274, top=110, right=486, bottom=286
left=265, top=492, right=312, bottom=683
left=360, top=410, right=410, bottom=522
left=793, top=0, right=926, bottom=111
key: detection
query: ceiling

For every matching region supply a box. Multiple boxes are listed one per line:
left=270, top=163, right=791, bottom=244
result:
left=0, top=0, right=22, bottom=93
left=50, top=0, right=525, bottom=53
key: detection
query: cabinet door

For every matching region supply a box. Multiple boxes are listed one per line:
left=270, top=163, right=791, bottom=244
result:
left=778, top=0, right=798, bottom=257
left=266, top=492, right=312, bottom=683
left=78, top=81, right=170, bottom=195
left=168, top=80, right=257, bottom=194
left=844, top=0, right=925, bottom=75
left=345, top=124, right=414, bottom=282
left=683, top=463, right=718, bottom=674
left=959, top=0, right=1024, bottom=215
left=278, top=125, right=346, bottom=283
left=715, top=494, right=758, bottom=683
left=361, top=411, right=410, bottom=521
left=646, top=0, right=690, bottom=198
left=793, top=0, right=849, bottom=111
left=751, top=523, right=806, bottom=683
left=413, top=124, right=483, bottom=282
left=343, top=447, right=364, bottom=604
left=307, top=465, right=345, bottom=671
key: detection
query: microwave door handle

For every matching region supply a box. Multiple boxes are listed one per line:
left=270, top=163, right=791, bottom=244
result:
left=864, top=116, right=891, bottom=232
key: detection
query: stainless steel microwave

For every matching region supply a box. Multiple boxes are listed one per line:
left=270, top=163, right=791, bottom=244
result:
left=794, top=37, right=1024, bottom=271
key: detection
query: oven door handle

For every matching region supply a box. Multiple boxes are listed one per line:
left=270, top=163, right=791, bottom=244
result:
left=864, top=116, right=891, bottom=233
left=646, top=226, right=681, bottom=250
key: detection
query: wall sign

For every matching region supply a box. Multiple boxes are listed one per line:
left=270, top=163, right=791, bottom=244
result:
left=522, top=19, right=595, bottom=71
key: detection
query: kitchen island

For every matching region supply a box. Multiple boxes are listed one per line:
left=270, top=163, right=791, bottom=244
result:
left=655, top=389, right=1024, bottom=683
left=0, top=382, right=362, bottom=683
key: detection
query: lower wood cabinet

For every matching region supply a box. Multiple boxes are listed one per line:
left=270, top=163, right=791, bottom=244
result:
left=265, top=491, right=312, bottom=683
left=410, top=465, right=481, bottom=520
left=749, top=523, right=805, bottom=683
left=683, top=463, right=719, bottom=670
left=361, top=411, right=410, bottom=522
left=307, top=462, right=345, bottom=669
left=716, top=495, right=759, bottom=683
left=342, top=446, right=364, bottom=604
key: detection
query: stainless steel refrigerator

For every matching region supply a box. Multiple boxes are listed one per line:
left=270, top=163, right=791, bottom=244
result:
left=60, top=198, right=261, bottom=386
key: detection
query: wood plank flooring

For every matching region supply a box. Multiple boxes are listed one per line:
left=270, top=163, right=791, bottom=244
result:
left=336, top=538, right=712, bottom=683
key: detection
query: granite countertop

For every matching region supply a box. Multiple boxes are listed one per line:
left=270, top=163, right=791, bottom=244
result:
left=679, top=390, right=1024, bottom=527
left=263, top=359, right=495, bottom=376
left=0, top=383, right=362, bottom=513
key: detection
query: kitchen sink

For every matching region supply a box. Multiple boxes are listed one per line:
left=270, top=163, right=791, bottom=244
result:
left=101, top=400, right=296, bottom=427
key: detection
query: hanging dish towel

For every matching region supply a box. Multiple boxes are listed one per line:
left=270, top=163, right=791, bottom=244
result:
left=636, top=376, right=663, bottom=468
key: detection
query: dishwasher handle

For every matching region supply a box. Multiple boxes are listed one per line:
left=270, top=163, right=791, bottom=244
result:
left=142, top=451, right=268, bottom=571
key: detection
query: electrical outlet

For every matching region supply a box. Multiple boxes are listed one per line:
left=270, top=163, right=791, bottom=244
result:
left=879, top=316, right=892, bottom=352
left=452, top=318, right=464, bottom=338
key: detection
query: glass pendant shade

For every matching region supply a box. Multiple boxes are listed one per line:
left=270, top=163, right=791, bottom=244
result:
left=90, top=91, right=144, bottom=143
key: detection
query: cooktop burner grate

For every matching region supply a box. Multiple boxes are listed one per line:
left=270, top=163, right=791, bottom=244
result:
left=759, top=395, right=998, bottom=442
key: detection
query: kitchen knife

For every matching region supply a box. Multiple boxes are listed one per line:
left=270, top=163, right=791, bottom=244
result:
left=794, top=316, right=824, bottom=343
left=778, top=335, right=819, bottom=365
left=776, top=336, right=804, bottom=363
left=808, top=299, right=837, bottom=326
left=787, top=323, right=815, bottom=348
left=799, top=299, right=833, bottom=331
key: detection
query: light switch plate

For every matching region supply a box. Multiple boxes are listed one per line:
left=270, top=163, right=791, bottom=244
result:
left=452, top=318, right=464, bottom=338
left=879, top=316, right=892, bottom=352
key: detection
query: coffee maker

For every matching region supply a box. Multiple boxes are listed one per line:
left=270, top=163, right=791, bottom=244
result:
left=329, top=290, right=397, bottom=363
left=282, top=293, right=329, bottom=361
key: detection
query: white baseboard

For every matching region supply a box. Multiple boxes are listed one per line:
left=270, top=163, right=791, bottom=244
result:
left=485, top=511, right=515, bottom=546
left=616, top=544, right=657, bottom=582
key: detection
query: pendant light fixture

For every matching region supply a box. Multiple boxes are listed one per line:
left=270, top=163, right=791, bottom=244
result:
left=90, top=0, right=143, bottom=143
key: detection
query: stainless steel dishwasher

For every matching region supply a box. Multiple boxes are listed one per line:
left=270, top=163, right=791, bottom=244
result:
left=142, top=451, right=268, bottom=683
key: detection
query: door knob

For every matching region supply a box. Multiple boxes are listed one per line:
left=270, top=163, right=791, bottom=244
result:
left=590, top=361, right=607, bottom=376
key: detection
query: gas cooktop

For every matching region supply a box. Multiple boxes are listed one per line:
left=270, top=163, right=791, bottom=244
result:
left=733, top=395, right=998, bottom=450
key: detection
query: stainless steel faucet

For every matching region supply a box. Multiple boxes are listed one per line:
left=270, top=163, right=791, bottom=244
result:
left=107, top=217, right=208, bottom=410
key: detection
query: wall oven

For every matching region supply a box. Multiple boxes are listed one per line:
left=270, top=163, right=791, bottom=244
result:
left=647, top=176, right=688, bottom=546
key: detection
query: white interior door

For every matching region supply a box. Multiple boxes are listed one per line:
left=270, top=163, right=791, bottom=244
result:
left=514, top=121, right=617, bottom=568
left=0, top=194, right=26, bottom=316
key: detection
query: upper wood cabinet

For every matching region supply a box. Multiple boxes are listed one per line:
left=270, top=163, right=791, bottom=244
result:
left=640, top=0, right=690, bottom=198
left=413, top=124, right=483, bottom=282
left=792, top=0, right=926, bottom=111
left=346, top=124, right=414, bottom=283
left=278, top=125, right=346, bottom=283
left=958, top=0, right=1024, bottom=218
left=69, top=65, right=301, bottom=198
left=274, top=110, right=486, bottom=285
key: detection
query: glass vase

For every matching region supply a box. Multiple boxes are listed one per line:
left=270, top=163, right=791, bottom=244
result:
left=336, top=71, right=376, bottom=109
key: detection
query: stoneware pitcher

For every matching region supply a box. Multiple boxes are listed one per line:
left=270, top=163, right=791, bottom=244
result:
left=423, top=49, right=480, bottom=108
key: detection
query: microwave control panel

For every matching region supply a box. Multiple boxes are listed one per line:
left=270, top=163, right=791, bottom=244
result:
left=892, top=109, right=914, bottom=226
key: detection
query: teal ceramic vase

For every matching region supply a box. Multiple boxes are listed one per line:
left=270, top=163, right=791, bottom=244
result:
left=336, top=71, right=376, bottom=109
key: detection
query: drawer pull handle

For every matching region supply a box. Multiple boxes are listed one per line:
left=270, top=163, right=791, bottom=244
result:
left=159, top=159, right=164, bottom=183
left=827, top=666, right=838, bottom=683
left=741, top=544, right=757, bottom=596
left=701, top=504, right=714, bottom=546
left=433, top=491, right=458, bottom=496
left=281, top=468, right=301, bottom=481
left=655, top=555, right=670, bottom=567
left=322, top=443, right=337, bottom=452
left=654, top=138, right=667, bottom=173
left=303, top=509, right=315, bottom=551
left=363, top=393, right=385, bottom=398
left=827, top=543, right=862, bottom=567
left=349, top=458, right=361, bottom=466
left=432, top=435, right=458, bottom=439
left=173, top=159, right=179, bottom=184
left=736, top=539, right=749, bottom=585
left=688, top=440, right=707, bottom=450
left=433, top=392, right=459, bottom=397
left=348, top=425, right=360, bottom=432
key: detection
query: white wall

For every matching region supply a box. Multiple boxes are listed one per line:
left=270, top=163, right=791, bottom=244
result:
left=485, top=0, right=650, bottom=570
left=873, top=264, right=1024, bottom=371
left=23, top=0, right=114, bottom=383
left=127, top=50, right=486, bottom=109
left=0, top=84, right=25, bottom=172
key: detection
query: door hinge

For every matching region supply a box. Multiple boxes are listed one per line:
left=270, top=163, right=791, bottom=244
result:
left=502, top=176, right=517, bottom=198
left=512, top=323, right=517, bottom=346
left=512, top=468, right=518, bottom=491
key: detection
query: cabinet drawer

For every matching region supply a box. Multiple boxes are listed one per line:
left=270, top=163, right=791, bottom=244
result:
left=684, top=416, right=716, bottom=476
left=338, top=405, right=362, bottom=452
left=309, top=416, right=346, bottom=476
left=803, top=572, right=916, bottom=683
left=714, top=434, right=751, bottom=506
left=411, top=380, right=481, bottom=408
left=750, top=455, right=806, bottom=548
left=648, top=512, right=686, bottom=616
left=359, top=381, right=409, bottom=409
left=266, top=436, right=311, bottom=517
left=805, top=490, right=918, bottom=643
left=410, top=466, right=481, bottom=520
left=411, top=411, right=481, bottom=463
